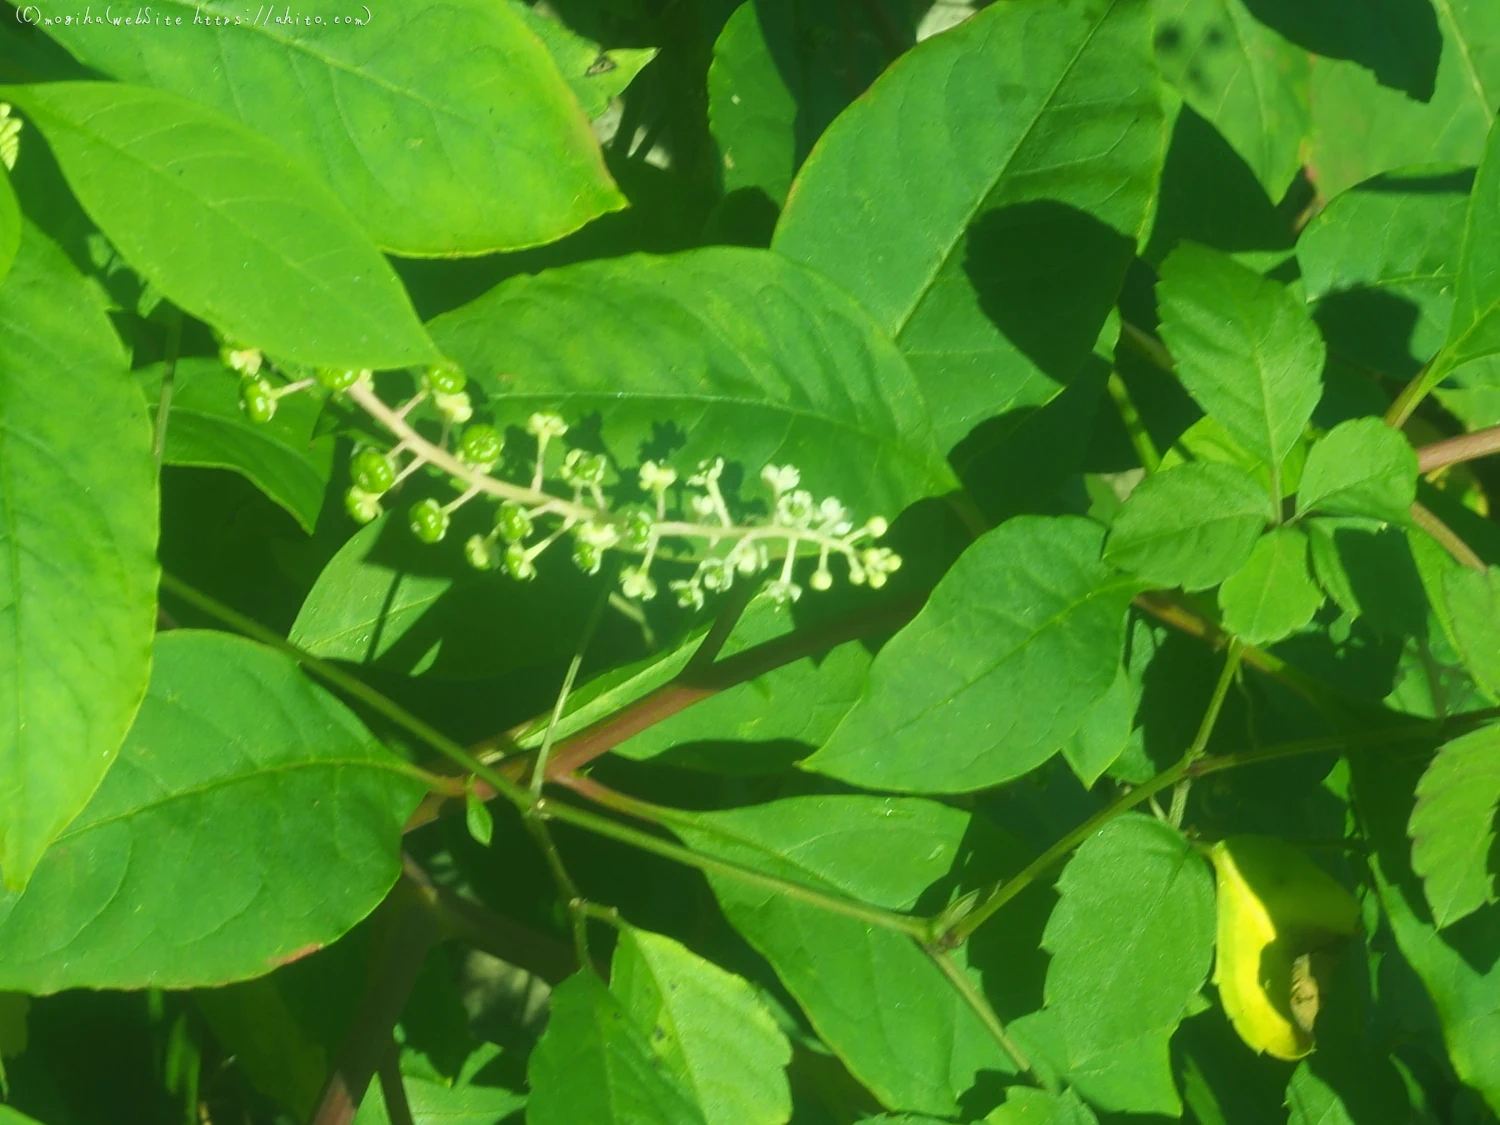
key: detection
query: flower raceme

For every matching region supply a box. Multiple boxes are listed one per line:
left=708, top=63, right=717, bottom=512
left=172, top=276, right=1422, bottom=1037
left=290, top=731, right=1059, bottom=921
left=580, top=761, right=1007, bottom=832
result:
left=231, top=352, right=901, bottom=607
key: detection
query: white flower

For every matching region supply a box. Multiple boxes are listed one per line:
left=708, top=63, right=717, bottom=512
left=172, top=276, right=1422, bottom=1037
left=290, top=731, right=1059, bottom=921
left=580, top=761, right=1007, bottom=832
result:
left=465, top=535, right=499, bottom=571
left=775, top=490, right=816, bottom=528
left=817, top=497, right=852, bottom=534
left=726, top=539, right=769, bottom=575
left=225, top=348, right=263, bottom=377
left=620, top=566, right=658, bottom=601
left=526, top=412, right=568, bottom=440
left=699, top=556, right=734, bottom=592
left=434, top=390, right=473, bottom=424
left=687, top=457, right=724, bottom=487
left=761, top=463, right=800, bottom=494
left=861, top=547, right=902, bottom=589
left=764, top=579, right=802, bottom=605
left=639, top=461, right=677, bottom=493
left=576, top=520, right=621, bottom=549
left=690, top=493, right=717, bottom=519
left=670, top=579, right=705, bottom=611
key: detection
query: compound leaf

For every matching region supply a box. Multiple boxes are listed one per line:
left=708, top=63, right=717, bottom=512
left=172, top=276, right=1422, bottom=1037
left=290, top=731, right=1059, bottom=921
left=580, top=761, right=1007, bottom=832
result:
left=1104, top=461, right=1272, bottom=591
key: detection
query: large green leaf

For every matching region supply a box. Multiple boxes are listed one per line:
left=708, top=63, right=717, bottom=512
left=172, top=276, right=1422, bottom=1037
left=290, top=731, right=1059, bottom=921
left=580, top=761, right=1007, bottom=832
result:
left=805, top=516, right=1140, bottom=793
left=427, top=247, right=954, bottom=521
left=1352, top=750, right=1500, bottom=1115
left=707, top=0, right=885, bottom=207
left=1216, top=527, right=1324, bottom=644
left=611, top=927, right=792, bottom=1125
left=1152, top=0, right=1310, bottom=199
left=289, top=514, right=601, bottom=680
left=1104, top=462, right=1273, bottom=591
left=671, top=796, right=1006, bottom=1116
left=0, top=631, right=429, bottom=992
left=527, top=973, right=707, bottom=1125
left=773, top=0, right=1166, bottom=447
left=1297, top=166, right=1473, bottom=380
left=0, top=222, right=156, bottom=890
left=32, top=0, right=624, bottom=255
left=1042, top=814, right=1216, bottom=1116
left=1309, top=0, right=1500, bottom=198
left=139, top=358, right=333, bottom=534
left=1410, top=727, right=1500, bottom=928
left=0, top=166, right=16, bottom=285
left=2, top=81, right=437, bottom=370
left=1157, top=241, right=1325, bottom=474
left=1294, top=417, right=1418, bottom=523
left=986, top=1088, right=1100, bottom=1124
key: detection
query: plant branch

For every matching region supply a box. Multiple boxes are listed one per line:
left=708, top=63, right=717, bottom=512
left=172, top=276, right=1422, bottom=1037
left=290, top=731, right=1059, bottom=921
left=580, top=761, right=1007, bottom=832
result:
left=1409, top=501, right=1486, bottom=571
left=925, top=947, right=1043, bottom=1087
left=1418, top=422, right=1500, bottom=474
left=1385, top=357, right=1444, bottom=428
left=376, top=1043, right=415, bottom=1125
left=1106, top=371, right=1162, bottom=474
left=539, top=782, right=931, bottom=940
left=309, top=877, right=444, bottom=1125
left=1168, top=640, right=1243, bottom=826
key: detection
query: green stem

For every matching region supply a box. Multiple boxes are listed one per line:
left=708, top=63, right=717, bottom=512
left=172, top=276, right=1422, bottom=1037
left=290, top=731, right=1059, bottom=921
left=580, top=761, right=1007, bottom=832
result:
left=160, top=573, right=533, bottom=810
left=1408, top=501, right=1486, bottom=571
left=1385, top=356, right=1444, bottom=428
left=532, top=592, right=609, bottom=796
left=926, top=947, right=1043, bottom=1086
left=522, top=813, right=592, bottom=972
left=539, top=787, right=930, bottom=941
left=1106, top=371, right=1161, bottom=474
left=1168, top=640, right=1244, bottom=826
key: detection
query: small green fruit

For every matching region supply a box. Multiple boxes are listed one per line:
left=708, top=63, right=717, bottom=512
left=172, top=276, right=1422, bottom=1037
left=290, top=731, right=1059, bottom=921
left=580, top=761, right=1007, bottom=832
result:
left=409, top=498, right=450, bottom=544
left=350, top=449, right=396, bottom=494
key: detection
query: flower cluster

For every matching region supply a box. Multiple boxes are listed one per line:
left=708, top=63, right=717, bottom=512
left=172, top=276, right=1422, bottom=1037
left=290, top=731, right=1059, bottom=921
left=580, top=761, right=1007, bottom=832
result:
left=1, top=104, right=21, bottom=171
left=234, top=354, right=901, bottom=608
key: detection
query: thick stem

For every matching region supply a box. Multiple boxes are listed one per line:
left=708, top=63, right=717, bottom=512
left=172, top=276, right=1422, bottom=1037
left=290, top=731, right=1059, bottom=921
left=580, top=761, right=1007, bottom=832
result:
left=1418, top=422, right=1500, bottom=474
left=376, top=1043, right=415, bottom=1125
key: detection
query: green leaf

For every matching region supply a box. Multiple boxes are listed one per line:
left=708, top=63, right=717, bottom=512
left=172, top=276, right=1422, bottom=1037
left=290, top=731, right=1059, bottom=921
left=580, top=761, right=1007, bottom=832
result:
left=1305, top=518, right=1429, bottom=637
left=614, top=638, right=870, bottom=775
left=1309, top=0, right=1500, bottom=199
left=34, top=0, right=625, bottom=255
left=356, top=1074, right=526, bottom=1125
left=1042, top=814, right=1216, bottom=1116
left=1295, top=417, right=1418, bottom=522
left=289, top=514, right=604, bottom=680
left=1157, top=242, right=1325, bottom=473
left=1442, top=566, right=1500, bottom=700
left=508, top=1, right=656, bottom=120
left=611, top=927, right=792, bottom=1125
left=1104, top=462, right=1273, bottom=591
left=1352, top=751, right=1500, bottom=1115
left=1297, top=166, right=1473, bottom=380
left=1062, top=663, right=1139, bottom=788
left=1217, top=527, right=1324, bottom=644
left=1152, top=0, right=1310, bottom=199
left=672, top=796, right=1006, bottom=1116
left=0, top=1108, right=42, bottom=1125
left=0, top=222, right=157, bottom=890
left=708, top=0, right=884, bottom=207
left=1410, top=726, right=1500, bottom=928
left=428, top=246, right=954, bottom=520
left=986, top=1087, right=1100, bottom=1124
left=527, top=973, right=707, bottom=1125
left=1426, top=119, right=1500, bottom=393
left=807, top=517, right=1138, bottom=792
left=139, top=358, right=333, bottom=534
left=773, top=0, right=1166, bottom=447
left=0, top=630, right=428, bottom=992
left=2, top=81, right=437, bottom=370
left=0, top=166, right=17, bottom=286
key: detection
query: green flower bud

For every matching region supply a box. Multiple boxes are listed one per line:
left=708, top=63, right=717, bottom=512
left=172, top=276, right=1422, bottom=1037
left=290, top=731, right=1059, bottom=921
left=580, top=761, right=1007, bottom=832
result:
left=496, top=501, right=533, bottom=543
left=458, top=424, right=503, bottom=469
left=561, top=448, right=607, bottom=487
left=409, top=497, right=450, bottom=544
left=622, top=509, right=654, bottom=551
left=573, top=540, right=604, bottom=576
left=240, top=377, right=276, bottom=423
left=424, top=361, right=466, bottom=396
left=504, top=543, right=538, bottom=581
left=351, top=449, right=396, bottom=494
